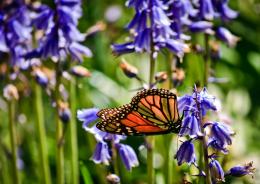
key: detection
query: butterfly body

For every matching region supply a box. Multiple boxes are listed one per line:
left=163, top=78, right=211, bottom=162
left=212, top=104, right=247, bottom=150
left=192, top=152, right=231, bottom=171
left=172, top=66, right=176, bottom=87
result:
left=97, top=89, right=182, bottom=136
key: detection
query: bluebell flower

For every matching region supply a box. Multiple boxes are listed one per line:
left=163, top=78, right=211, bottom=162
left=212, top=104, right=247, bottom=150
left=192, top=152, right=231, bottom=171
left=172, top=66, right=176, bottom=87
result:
left=207, top=139, right=228, bottom=154
left=189, top=21, right=213, bottom=33
left=213, top=0, right=238, bottom=21
left=78, top=107, right=139, bottom=170
left=91, top=142, right=111, bottom=165
left=216, top=27, right=240, bottom=47
left=178, top=95, right=194, bottom=113
left=179, top=114, right=201, bottom=137
left=35, top=69, right=49, bottom=87
left=113, top=0, right=186, bottom=57
left=175, top=140, right=196, bottom=165
left=32, top=5, right=54, bottom=30
left=68, top=42, right=93, bottom=62
left=206, top=121, right=234, bottom=147
left=226, top=162, right=255, bottom=177
left=59, top=107, right=71, bottom=123
left=77, top=108, right=99, bottom=127
left=0, top=4, right=33, bottom=67
left=117, top=143, right=139, bottom=170
left=26, top=0, right=91, bottom=63
left=199, top=0, right=215, bottom=20
left=209, top=159, right=225, bottom=182
left=111, top=42, right=135, bottom=56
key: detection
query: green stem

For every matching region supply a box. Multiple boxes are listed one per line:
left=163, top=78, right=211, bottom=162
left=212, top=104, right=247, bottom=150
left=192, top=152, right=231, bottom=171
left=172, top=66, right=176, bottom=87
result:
left=55, top=63, right=64, bottom=184
left=204, top=34, right=210, bottom=87
left=147, top=19, right=156, bottom=184
left=112, top=142, right=119, bottom=176
left=8, top=100, right=20, bottom=184
left=34, top=83, right=52, bottom=184
left=68, top=77, right=79, bottom=184
left=195, top=89, right=211, bottom=184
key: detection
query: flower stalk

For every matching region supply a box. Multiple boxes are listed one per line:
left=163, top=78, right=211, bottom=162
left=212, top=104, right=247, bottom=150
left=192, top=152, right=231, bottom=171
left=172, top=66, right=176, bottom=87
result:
left=195, top=88, right=212, bottom=184
left=55, top=62, right=64, bottom=184
left=68, top=76, right=79, bottom=184
left=204, top=34, right=210, bottom=87
left=34, top=82, right=52, bottom=184
left=8, top=100, right=20, bottom=184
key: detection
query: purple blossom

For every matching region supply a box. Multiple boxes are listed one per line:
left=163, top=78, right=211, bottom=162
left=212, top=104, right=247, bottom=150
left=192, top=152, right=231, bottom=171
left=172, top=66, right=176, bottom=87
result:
left=175, top=140, right=196, bottom=165
left=207, top=139, right=228, bottom=154
left=213, top=0, right=238, bottom=21
left=189, top=21, right=213, bottom=33
left=92, top=142, right=111, bottom=165
left=77, top=108, right=99, bottom=127
left=113, top=0, right=186, bottom=57
left=77, top=108, right=139, bottom=170
left=226, top=162, right=255, bottom=177
left=216, top=27, right=240, bottom=47
left=209, top=159, right=225, bottom=182
left=26, top=0, right=91, bottom=62
left=0, top=4, right=32, bottom=67
left=206, top=121, right=234, bottom=147
left=199, top=0, right=215, bottom=21
left=179, top=114, right=201, bottom=137
left=117, top=143, right=139, bottom=170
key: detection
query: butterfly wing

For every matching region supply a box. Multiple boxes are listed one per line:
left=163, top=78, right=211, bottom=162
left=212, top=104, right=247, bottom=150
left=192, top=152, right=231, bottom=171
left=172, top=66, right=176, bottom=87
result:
left=96, top=89, right=181, bottom=135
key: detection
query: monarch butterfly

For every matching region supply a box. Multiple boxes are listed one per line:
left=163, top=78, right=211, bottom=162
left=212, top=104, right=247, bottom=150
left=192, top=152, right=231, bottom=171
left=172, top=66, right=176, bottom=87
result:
left=96, top=89, right=182, bottom=136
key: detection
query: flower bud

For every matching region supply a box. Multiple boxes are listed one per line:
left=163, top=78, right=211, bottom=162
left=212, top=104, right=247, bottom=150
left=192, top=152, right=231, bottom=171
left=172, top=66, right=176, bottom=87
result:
left=119, top=59, right=138, bottom=78
left=3, top=84, right=19, bottom=101
left=58, top=101, right=71, bottom=123
left=34, top=69, right=49, bottom=87
left=70, top=66, right=91, bottom=77
left=226, top=162, right=255, bottom=177
left=106, top=174, right=120, bottom=184
left=172, top=68, right=185, bottom=87
left=155, top=71, right=168, bottom=83
left=216, top=27, right=240, bottom=47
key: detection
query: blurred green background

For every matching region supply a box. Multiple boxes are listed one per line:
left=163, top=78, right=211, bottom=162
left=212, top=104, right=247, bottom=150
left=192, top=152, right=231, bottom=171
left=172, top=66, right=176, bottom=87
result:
left=0, top=0, right=260, bottom=183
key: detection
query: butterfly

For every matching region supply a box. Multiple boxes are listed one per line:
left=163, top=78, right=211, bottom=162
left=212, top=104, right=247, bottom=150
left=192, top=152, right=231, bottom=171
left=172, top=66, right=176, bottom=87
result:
left=96, top=89, right=182, bottom=136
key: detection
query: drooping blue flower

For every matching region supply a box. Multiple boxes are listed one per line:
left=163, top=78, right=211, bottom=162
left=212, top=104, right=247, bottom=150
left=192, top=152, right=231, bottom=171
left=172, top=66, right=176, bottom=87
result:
left=175, top=140, right=196, bottom=165
left=225, top=162, right=255, bottom=177
left=77, top=108, right=99, bottom=127
left=207, top=139, right=228, bottom=154
left=0, top=3, right=33, bottom=67
left=206, top=121, right=234, bottom=147
left=117, top=143, right=139, bottom=170
left=209, top=159, right=225, bottom=182
left=213, top=0, right=238, bottom=21
left=26, top=0, right=91, bottom=63
left=199, top=0, right=215, bottom=21
left=77, top=108, right=139, bottom=170
left=216, top=27, right=240, bottom=47
left=189, top=21, right=213, bottom=33
left=91, top=142, right=111, bottom=165
left=179, top=114, right=201, bottom=137
left=113, top=0, right=186, bottom=57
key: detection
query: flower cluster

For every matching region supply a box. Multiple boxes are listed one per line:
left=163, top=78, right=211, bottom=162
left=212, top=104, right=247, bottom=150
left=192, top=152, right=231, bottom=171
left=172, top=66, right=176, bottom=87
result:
left=77, top=108, right=139, bottom=171
left=175, top=87, right=254, bottom=182
left=0, top=1, right=32, bottom=68
left=112, top=0, right=187, bottom=57
left=28, top=0, right=92, bottom=62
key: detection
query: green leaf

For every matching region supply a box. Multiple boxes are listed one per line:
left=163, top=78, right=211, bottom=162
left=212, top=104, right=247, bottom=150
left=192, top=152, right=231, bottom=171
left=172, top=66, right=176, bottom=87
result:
left=80, top=161, right=94, bottom=184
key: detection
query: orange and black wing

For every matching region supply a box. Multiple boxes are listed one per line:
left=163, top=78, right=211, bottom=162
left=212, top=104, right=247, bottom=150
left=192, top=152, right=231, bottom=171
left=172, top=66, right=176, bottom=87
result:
left=96, top=89, right=181, bottom=135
